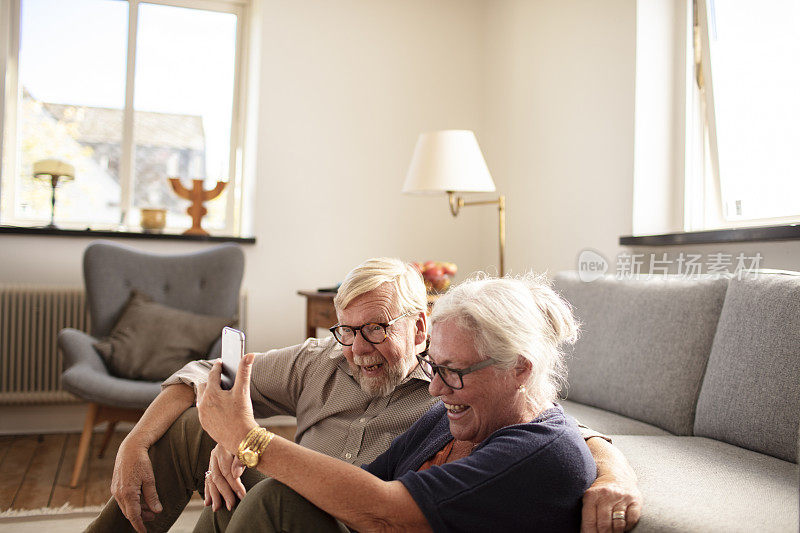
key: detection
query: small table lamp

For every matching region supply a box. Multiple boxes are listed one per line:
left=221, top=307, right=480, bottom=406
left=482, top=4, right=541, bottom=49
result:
left=33, top=158, right=75, bottom=228
left=402, top=130, right=506, bottom=276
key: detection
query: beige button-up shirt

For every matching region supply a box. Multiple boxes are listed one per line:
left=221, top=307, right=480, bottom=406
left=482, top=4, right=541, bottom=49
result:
left=162, top=336, right=437, bottom=465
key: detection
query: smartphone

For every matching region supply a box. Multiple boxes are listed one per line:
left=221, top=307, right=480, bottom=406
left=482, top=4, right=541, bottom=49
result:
left=220, top=326, right=245, bottom=390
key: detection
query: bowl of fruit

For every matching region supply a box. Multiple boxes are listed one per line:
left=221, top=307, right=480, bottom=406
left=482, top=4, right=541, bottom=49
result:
left=413, top=260, right=458, bottom=293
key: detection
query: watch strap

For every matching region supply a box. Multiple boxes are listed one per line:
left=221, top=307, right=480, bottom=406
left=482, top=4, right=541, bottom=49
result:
left=237, top=426, right=275, bottom=467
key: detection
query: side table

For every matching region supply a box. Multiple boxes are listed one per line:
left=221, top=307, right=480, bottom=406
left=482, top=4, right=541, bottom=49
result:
left=297, top=290, right=337, bottom=339
left=297, top=290, right=441, bottom=340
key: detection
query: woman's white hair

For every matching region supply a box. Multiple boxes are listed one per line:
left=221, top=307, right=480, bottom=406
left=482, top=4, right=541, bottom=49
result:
left=430, top=272, right=578, bottom=408
left=334, top=258, right=427, bottom=315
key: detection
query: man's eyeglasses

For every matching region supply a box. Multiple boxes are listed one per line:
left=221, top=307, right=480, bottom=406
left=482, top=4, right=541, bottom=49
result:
left=330, top=311, right=415, bottom=346
left=415, top=348, right=496, bottom=390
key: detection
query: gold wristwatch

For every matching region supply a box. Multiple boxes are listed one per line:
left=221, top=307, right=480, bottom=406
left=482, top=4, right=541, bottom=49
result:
left=237, top=426, right=275, bottom=468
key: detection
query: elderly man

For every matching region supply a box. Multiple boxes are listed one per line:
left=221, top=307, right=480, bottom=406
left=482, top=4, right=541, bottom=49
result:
left=87, top=258, right=641, bottom=533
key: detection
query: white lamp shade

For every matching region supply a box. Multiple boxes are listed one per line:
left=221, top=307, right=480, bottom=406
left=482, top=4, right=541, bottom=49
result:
left=402, top=130, right=495, bottom=194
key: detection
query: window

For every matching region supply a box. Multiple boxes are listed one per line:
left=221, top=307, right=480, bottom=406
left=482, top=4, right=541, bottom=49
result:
left=0, top=0, right=249, bottom=235
left=689, top=0, right=800, bottom=230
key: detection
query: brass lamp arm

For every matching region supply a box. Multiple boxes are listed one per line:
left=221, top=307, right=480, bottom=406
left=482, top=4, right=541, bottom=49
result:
left=445, top=192, right=506, bottom=276
left=447, top=191, right=506, bottom=214
left=447, top=191, right=464, bottom=216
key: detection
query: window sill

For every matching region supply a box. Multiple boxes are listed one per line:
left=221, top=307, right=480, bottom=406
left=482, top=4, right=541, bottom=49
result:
left=620, top=223, right=800, bottom=246
left=0, top=225, right=256, bottom=244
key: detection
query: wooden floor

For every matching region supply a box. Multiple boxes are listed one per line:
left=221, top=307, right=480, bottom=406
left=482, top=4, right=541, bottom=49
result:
left=0, top=431, right=125, bottom=511
left=0, top=425, right=297, bottom=512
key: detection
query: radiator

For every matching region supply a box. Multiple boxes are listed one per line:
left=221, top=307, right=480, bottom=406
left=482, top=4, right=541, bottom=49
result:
left=0, top=285, right=248, bottom=406
left=0, top=285, right=88, bottom=405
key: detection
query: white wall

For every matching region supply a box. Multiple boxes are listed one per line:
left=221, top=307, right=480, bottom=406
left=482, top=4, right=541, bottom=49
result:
left=632, top=0, right=689, bottom=236
left=4, top=0, right=800, bottom=436
left=482, top=0, right=637, bottom=274
left=247, top=0, right=494, bottom=349
left=2, top=0, right=800, bottom=367
left=0, top=0, right=493, bottom=353
left=480, top=0, right=800, bottom=274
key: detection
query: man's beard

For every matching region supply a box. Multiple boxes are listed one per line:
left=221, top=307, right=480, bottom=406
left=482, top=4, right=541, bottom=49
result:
left=349, top=355, right=408, bottom=398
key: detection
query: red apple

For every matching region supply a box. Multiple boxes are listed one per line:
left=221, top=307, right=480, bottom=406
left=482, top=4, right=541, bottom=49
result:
left=441, top=262, right=457, bottom=276
left=431, top=276, right=451, bottom=292
left=424, top=265, right=444, bottom=279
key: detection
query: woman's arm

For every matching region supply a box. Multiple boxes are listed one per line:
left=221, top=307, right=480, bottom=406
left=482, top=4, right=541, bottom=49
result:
left=196, top=354, right=431, bottom=533
left=257, top=434, right=429, bottom=532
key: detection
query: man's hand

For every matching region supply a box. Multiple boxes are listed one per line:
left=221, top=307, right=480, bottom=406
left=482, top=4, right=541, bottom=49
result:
left=110, top=439, right=162, bottom=533
left=581, top=473, right=643, bottom=533
left=204, top=443, right=247, bottom=512
left=581, top=436, right=643, bottom=533
left=197, top=353, right=258, bottom=456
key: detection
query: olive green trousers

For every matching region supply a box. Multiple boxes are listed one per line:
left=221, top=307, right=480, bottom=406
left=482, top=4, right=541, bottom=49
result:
left=85, top=408, right=347, bottom=533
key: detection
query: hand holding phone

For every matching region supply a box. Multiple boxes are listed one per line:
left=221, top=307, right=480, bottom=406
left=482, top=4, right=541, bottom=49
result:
left=220, top=327, right=245, bottom=390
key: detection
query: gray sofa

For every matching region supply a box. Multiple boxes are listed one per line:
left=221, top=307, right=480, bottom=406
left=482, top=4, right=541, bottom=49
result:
left=554, top=270, right=800, bottom=532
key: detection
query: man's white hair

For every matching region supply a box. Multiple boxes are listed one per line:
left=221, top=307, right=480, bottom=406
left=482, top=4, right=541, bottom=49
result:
left=430, top=272, right=578, bottom=409
left=334, top=258, right=427, bottom=315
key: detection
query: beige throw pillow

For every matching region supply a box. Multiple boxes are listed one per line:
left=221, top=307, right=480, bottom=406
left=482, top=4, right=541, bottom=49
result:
left=93, top=290, right=234, bottom=381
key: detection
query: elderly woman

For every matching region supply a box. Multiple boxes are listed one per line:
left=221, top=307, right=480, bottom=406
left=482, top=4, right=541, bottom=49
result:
left=196, top=274, right=597, bottom=531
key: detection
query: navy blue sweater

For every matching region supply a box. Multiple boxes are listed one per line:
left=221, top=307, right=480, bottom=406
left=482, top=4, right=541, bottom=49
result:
left=364, top=402, right=596, bottom=532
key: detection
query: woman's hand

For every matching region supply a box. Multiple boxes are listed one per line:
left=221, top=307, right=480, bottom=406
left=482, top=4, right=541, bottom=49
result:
left=204, top=443, right=247, bottom=512
left=196, top=353, right=259, bottom=455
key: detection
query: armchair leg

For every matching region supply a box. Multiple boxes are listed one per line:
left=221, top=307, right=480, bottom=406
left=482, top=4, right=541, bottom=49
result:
left=70, top=402, right=99, bottom=488
left=98, top=421, right=118, bottom=458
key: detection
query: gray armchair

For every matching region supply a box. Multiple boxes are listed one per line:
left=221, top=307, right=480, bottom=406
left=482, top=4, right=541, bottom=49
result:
left=58, top=240, right=244, bottom=487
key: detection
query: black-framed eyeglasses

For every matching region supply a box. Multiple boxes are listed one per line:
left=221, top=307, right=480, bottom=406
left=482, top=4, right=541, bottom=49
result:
left=329, top=311, right=415, bottom=346
left=415, top=347, right=496, bottom=390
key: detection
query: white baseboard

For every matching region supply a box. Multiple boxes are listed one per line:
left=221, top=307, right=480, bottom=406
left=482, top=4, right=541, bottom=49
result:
left=0, top=403, right=297, bottom=435
left=0, top=403, right=133, bottom=435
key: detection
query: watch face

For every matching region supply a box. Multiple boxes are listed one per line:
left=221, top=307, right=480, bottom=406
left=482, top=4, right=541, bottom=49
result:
left=242, top=449, right=258, bottom=467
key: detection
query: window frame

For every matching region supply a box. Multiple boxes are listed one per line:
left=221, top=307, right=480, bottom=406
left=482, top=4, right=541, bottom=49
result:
left=629, top=0, right=800, bottom=242
left=690, top=0, right=800, bottom=231
left=0, top=0, right=251, bottom=235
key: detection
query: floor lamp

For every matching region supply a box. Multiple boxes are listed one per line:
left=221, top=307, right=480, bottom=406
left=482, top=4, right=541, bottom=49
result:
left=402, top=130, right=506, bottom=277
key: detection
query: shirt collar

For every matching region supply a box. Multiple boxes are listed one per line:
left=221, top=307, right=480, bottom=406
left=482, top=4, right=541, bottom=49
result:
left=406, top=362, right=432, bottom=383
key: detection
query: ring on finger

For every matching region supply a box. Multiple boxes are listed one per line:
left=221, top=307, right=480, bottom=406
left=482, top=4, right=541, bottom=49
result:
left=205, top=470, right=212, bottom=479
left=612, top=510, right=626, bottom=521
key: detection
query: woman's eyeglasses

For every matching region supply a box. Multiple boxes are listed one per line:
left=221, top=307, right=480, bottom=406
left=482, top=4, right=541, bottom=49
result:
left=415, top=349, right=496, bottom=390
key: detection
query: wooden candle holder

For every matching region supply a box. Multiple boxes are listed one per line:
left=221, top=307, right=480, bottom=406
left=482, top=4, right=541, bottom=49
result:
left=168, top=177, right=227, bottom=236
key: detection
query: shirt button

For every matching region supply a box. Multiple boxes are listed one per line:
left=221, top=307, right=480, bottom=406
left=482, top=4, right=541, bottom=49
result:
left=345, top=452, right=352, bottom=459
left=359, top=418, right=366, bottom=423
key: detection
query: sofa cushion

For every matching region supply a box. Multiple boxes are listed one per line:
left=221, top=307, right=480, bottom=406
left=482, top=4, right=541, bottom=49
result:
left=694, top=271, right=800, bottom=462
left=554, top=272, right=728, bottom=435
left=561, top=400, right=671, bottom=436
left=612, top=435, right=799, bottom=532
